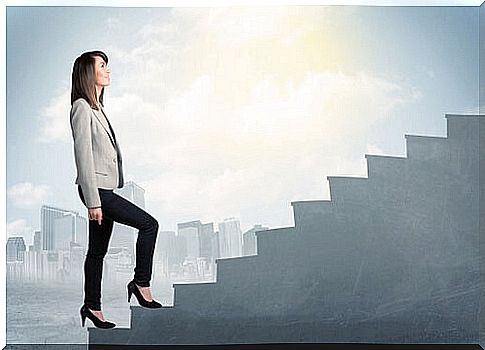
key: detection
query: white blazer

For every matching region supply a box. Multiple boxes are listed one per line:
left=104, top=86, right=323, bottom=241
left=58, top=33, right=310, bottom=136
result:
left=70, top=97, right=124, bottom=208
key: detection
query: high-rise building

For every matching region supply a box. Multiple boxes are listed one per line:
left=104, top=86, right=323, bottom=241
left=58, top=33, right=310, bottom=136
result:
left=175, top=234, right=187, bottom=266
left=218, top=217, right=242, bottom=259
left=41, top=205, right=79, bottom=251
left=69, top=242, right=85, bottom=282
left=243, top=224, right=269, bottom=256
left=54, top=215, right=72, bottom=251
left=177, top=220, right=217, bottom=262
left=75, top=214, right=87, bottom=249
left=156, top=231, right=176, bottom=276
left=214, top=231, right=220, bottom=259
left=200, top=222, right=216, bottom=261
left=33, top=230, right=41, bottom=251
left=23, top=249, right=39, bottom=282
left=6, top=236, right=26, bottom=262
left=177, top=221, right=201, bottom=260
left=53, top=212, right=86, bottom=251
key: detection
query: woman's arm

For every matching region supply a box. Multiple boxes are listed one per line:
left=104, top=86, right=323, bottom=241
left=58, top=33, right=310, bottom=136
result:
left=70, top=99, right=102, bottom=208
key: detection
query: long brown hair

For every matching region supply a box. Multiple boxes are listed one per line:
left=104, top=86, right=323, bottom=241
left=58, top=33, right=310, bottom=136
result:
left=70, top=50, right=109, bottom=110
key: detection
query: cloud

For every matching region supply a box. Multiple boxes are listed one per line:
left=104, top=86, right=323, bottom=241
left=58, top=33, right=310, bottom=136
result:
left=38, top=7, right=421, bottom=231
left=109, top=69, right=418, bottom=231
left=36, top=89, right=71, bottom=143
left=104, top=8, right=421, bottom=231
left=7, top=219, right=35, bottom=245
left=8, top=182, right=49, bottom=208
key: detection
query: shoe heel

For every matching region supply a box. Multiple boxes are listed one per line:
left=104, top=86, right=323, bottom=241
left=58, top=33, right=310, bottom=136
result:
left=128, top=287, right=132, bottom=302
left=127, top=279, right=162, bottom=309
left=79, top=304, right=116, bottom=329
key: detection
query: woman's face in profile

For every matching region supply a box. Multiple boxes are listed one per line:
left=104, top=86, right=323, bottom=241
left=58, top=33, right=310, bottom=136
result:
left=94, top=55, right=110, bottom=88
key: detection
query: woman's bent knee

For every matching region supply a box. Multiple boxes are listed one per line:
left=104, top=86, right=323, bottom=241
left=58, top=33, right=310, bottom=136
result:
left=142, top=216, right=159, bottom=232
left=152, top=218, right=159, bottom=233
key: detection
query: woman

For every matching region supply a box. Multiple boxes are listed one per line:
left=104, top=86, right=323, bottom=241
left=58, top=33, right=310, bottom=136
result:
left=70, top=50, right=162, bottom=329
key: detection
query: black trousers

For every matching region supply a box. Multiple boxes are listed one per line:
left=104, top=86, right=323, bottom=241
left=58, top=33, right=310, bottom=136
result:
left=77, top=185, right=159, bottom=310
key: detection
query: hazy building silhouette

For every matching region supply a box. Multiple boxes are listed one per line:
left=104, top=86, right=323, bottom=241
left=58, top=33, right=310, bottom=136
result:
left=74, top=214, right=87, bottom=249
left=242, top=224, right=269, bottom=256
left=218, top=217, right=242, bottom=258
left=23, top=246, right=40, bottom=282
left=69, top=242, right=85, bottom=282
left=41, top=205, right=78, bottom=251
left=153, top=230, right=174, bottom=277
left=177, top=220, right=217, bottom=261
left=53, top=212, right=87, bottom=251
left=177, top=221, right=201, bottom=260
left=6, top=236, right=26, bottom=262
left=174, top=235, right=187, bottom=266
left=176, top=220, right=218, bottom=278
left=104, top=247, right=133, bottom=284
left=200, top=222, right=217, bottom=262
left=33, top=230, right=41, bottom=251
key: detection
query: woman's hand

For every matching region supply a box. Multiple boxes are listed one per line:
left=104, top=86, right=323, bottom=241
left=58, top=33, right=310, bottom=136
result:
left=88, top=207, right=103, bottom=225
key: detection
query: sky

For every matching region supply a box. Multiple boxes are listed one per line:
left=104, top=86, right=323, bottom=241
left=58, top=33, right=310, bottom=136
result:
left=5, top=3, right=480, bottom=246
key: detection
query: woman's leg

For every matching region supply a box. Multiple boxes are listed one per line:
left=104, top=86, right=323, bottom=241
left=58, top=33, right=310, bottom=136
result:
left=78, top=186, right=114, bottom=311
left=96, top=190, right=159, bottom=288
left=84, top=215, right=114, bottom=310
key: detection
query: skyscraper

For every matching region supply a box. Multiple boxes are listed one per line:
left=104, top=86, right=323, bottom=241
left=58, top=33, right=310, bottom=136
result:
left=217, top=217, right=242, bottom=259
left=75, top=214, right=87, bottom=249
left=6, top=236, right=26, bottom=262
left=41, top=205, right=79, bottom=251
left=243, top=224, right=269, bottom=256
left=53, top=212, right=86, bottom=251
left=177, top=221, right=201, bottom=260
left=33, top=230, right=41, bottom=251
left=156, top=230, right=176, bottom=276
left=200, top=222, right=217, bottom=262
left=177, top=220, right=217, bottom=261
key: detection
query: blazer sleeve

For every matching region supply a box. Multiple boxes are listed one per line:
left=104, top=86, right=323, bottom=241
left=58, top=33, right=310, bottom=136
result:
left=70, top=99, right=101, bottom=208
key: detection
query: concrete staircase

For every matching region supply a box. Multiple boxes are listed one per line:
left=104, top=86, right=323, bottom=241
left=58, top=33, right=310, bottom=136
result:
left=89, top=114, right=484, bottom=345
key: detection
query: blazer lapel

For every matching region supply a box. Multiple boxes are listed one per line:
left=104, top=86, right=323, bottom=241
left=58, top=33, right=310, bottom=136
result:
left=92, top=107, right=116, bottom=148
left=98, top=106, right=123, bottom=163
left=96, top=104, right=124, bottom=187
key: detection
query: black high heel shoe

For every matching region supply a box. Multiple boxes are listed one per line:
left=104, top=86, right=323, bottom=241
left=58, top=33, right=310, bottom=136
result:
left=80, top=304, right=116, bottom=329
left=127, top=280, right=162, bottom=308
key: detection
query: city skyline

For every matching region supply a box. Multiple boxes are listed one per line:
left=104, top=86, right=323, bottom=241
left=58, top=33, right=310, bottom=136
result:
left=6, top=179, right=266, bottom=264
left=5, top=178, right=266, bottom=291
left=6, top=186, right=265, bottom=249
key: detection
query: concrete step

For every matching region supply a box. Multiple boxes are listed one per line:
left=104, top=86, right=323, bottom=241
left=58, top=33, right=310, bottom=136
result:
left=365, top=154, right=408, bottom=179
left=172, top=281, right=218, bottom=309
left=405, top=134, right=448, bottom=161
left=89, top=327, right=132, bottom=345
left=255, top=226, right=296, bottom=256
left=291, top=200, right=334, bottom=228
left=215, top=254, right=260, bottom=284
left=446, top=114, right=481, bottom=143
left=129, top=304, right=175, bottom=326
left=327, top=176, right=368, bottom=204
